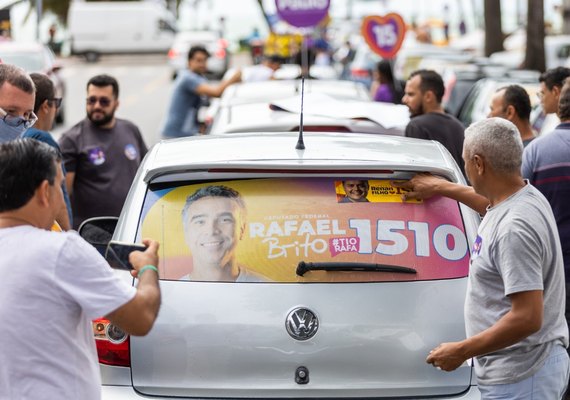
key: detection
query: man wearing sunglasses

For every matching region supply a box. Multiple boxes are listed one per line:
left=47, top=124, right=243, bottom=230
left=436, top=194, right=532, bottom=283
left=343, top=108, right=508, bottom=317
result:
left=0, top=64, right=37, bottom=143
left=21, top=73, right=72, bottom=231
left=59, top=74, right=147, bottom=229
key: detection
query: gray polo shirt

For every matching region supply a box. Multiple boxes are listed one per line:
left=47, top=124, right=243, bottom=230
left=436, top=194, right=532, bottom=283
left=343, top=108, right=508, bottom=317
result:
left=465, top=183, right=568, bottom=385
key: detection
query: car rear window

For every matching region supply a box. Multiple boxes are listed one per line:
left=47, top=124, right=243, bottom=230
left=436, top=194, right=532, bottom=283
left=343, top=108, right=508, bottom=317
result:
left=138, top=178, right=469, bottom=283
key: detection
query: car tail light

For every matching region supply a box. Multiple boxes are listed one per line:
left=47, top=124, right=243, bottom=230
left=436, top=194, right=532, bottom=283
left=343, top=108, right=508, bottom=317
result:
left=215, top=39, right=228, bottom=59
left=215, top=48, right=226, bottom=59
left=92, top=318, right=130, bottom=367
left=351, top=68, right=370, bottom=78
left=167, top=48, right=179, bottom=59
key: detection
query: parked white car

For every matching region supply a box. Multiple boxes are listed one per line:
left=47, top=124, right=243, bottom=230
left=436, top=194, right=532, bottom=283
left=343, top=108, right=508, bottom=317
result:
left=203, top=79, right=371, bottom=129
left=68, top=1, right=177, bottom=62
left=168, top=30, right=231, bottom=79
left=208, top=93, right=409, bottom=135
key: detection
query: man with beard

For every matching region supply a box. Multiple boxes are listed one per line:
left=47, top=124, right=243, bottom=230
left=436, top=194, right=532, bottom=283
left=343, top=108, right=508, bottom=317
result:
left=59, top=74, right=147, bottom=228
left=403, top=69, right=465, bottom=176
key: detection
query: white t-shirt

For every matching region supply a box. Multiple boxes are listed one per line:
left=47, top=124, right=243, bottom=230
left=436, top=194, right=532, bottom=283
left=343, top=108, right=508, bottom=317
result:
left=241, top=64, right=275, bottom=82
left=0, top=226, right=136, bottom=400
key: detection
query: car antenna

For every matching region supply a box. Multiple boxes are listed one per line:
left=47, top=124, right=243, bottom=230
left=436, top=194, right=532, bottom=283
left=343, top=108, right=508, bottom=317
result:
left=295, top=76, right=306, bottom=150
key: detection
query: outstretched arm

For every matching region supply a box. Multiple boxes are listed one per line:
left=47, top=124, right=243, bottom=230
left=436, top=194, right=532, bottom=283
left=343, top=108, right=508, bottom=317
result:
left=195, top=70, right=242, bottom=98
left=106, top=239, right=161, bottom=336
left=392, top=173, right=489, bottom=215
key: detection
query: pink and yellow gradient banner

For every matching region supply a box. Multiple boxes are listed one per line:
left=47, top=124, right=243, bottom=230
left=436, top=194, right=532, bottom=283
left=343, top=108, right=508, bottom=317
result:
left=141, top=178, right=469, bottom=282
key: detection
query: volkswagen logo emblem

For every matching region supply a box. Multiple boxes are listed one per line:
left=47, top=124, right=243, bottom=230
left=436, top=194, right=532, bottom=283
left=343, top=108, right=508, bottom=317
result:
left=286, top=307, right=319, bottom=341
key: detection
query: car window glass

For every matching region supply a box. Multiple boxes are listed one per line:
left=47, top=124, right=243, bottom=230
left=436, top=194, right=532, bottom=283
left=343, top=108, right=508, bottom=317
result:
left=138, top=178, right=469, bottom=283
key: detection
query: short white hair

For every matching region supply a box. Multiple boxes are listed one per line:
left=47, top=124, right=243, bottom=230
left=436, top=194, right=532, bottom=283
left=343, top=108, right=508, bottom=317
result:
left=464, top=118, right=523, bottom=174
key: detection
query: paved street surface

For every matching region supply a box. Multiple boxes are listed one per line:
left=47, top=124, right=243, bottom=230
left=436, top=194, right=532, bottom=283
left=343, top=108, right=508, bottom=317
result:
left=52, top=52, right=251, bottom=147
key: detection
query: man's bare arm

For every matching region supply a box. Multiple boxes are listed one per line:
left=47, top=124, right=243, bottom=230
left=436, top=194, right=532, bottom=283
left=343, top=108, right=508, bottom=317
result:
left=65, top=171, right=75, bottom=197
left=426, top=290, right=543, bottom=371
left=195, top=70, right=241, bottom=98
left=106, top=239, right=161, bottom=336
left=392, top=173, right=489, bottom=215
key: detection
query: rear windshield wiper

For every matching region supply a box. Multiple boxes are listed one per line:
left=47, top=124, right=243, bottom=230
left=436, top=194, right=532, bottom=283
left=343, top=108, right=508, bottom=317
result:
left=296, top=261, right=417, bottom=277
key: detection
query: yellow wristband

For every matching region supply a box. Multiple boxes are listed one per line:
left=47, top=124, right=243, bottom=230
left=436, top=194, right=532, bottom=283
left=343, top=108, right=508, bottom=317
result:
left=138, top=265, right=158, bottom=277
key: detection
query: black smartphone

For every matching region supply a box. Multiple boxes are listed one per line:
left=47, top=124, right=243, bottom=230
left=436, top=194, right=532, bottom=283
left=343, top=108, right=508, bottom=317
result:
left=105, top=240, right=147, bottom=270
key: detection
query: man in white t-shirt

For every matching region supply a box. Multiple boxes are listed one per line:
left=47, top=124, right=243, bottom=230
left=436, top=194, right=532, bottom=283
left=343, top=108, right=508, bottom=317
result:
left=0, top=138, right=161, bottom=400
left=241, top=55, right=282, bottom=82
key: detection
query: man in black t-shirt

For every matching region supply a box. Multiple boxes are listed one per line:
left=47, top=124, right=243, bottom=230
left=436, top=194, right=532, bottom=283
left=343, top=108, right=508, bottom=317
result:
left=403, top=69, right=465, bottom=176
left=59, top=75, right=147, bottom=229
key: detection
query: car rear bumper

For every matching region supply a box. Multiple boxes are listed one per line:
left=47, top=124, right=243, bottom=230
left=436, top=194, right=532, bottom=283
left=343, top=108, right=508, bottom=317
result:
left=102, top=385, right=481, bottom=399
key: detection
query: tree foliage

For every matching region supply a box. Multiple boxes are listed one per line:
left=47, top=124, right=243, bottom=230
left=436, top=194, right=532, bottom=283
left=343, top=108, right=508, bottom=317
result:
left=38, top=0, right=183, bottom=25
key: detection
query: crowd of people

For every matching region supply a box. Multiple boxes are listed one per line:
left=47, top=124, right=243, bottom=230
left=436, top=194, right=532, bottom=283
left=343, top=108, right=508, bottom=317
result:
left=394, top=65, right=570, bottom=398
left=0, top=44, right=570, bottom=398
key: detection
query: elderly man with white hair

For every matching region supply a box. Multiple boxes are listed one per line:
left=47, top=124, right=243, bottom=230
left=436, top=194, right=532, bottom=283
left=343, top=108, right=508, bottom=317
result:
left=395, top=118, right=569, bottom=399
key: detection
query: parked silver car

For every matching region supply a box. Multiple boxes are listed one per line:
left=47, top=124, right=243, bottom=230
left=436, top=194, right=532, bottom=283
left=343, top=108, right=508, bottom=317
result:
left=208, top=93, right=409, bottom=135
left=203, top=79, right=371, bottom=129
left=81, top=132, right=481, bottom=399
left=168, top=30, right=230, bottom=79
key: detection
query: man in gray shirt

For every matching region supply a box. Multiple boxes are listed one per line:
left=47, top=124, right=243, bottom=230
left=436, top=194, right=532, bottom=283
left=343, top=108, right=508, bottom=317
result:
left=409, top=118, right=568, bottom=398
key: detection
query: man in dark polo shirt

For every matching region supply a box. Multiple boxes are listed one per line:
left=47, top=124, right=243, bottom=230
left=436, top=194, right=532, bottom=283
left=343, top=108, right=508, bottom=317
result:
left=403, top=69, right=465, bottom=176
left=59, top=74, right=147, bottom=229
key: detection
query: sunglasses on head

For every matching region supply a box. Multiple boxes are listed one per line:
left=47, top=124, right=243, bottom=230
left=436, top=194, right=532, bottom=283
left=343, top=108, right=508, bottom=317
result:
left=86, top=96, right=112, bottom=107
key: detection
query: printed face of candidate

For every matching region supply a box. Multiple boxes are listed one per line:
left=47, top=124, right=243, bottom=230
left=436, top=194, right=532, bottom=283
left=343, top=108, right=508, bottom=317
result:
left=183, top=196, right=244, bottom=269
left=343, top=180, right=369, bottom=202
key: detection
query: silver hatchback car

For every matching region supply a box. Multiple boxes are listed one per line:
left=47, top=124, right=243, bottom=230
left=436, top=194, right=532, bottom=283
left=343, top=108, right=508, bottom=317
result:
left=81, top=132, right=481, bottom=399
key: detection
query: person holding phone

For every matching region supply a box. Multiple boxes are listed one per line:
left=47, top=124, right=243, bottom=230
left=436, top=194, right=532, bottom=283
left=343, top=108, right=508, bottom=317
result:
left=0, top=139, right=161, bottom=400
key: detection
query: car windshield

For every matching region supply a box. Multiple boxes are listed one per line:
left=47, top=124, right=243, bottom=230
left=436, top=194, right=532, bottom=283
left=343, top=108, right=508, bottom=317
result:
left=0, top=52, right=44, bottom=71
left=138, top=177, right=469, bottom=283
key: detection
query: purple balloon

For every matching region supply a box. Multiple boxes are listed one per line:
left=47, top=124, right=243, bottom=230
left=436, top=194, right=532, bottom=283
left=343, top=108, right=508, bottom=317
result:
left=275, top=0, right=330, bottom=28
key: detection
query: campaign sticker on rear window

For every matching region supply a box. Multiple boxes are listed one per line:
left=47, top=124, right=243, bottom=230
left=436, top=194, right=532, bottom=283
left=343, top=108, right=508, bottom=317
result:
left=335, top=180, right=421, bottom=203
left=140, top=178, right=469, bottom=283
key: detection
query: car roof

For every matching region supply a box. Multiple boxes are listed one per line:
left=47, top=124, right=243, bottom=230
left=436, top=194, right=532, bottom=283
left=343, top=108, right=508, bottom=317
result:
left=144, top=132, right=459, bottom=182
left=210, top=95, right=409, bottom=134
left=220, top=79, right=370, bottom=106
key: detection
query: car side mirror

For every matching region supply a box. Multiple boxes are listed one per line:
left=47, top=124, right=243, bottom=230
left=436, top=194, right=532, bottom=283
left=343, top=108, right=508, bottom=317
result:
left=78, top=217, right=119, bottom=256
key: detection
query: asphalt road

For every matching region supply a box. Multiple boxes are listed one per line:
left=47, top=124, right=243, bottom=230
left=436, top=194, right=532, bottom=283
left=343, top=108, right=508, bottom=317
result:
left=52, top=52, right=251, bottom=147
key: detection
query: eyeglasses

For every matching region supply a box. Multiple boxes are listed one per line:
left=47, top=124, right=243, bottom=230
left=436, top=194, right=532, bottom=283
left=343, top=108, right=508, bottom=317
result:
left=86, top=96, right=112, bottom=107
left=49, top=98, right=62, bottom=108
left=0, top=107, right=38, bottom=129
left=537, top=91, right=544, bottom=100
